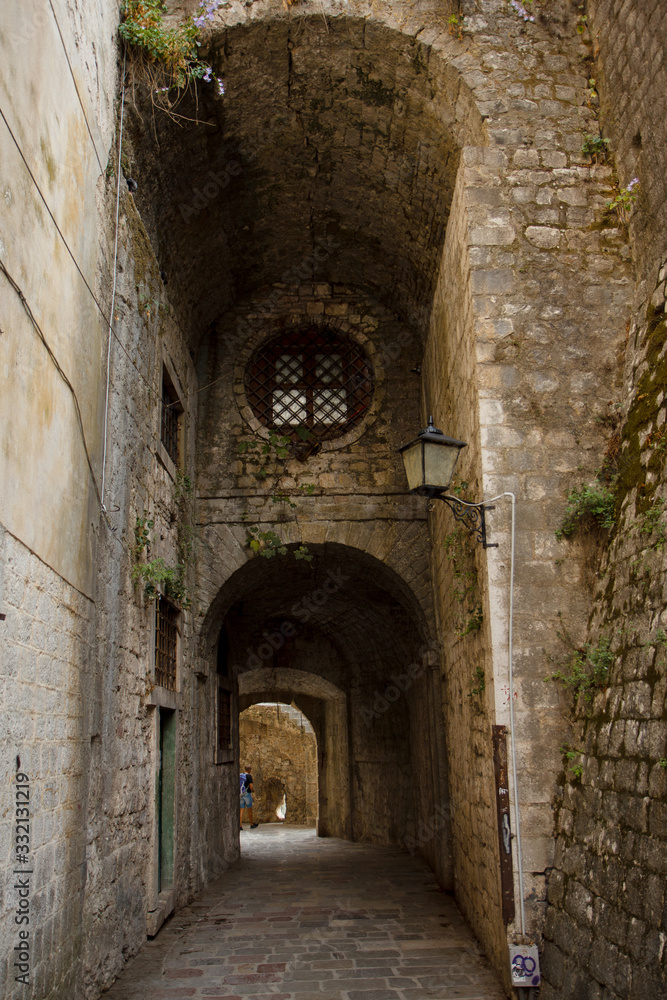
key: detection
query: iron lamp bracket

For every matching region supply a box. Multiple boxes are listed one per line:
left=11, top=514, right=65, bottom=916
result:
left=426, top=494, right=498, bottom=549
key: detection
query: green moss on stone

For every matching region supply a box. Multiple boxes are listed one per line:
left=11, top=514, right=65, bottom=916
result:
left=126, top=197, right=158, bottom=290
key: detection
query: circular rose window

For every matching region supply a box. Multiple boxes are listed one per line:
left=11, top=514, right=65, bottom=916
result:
left=245, top=328, right=374, bottom=442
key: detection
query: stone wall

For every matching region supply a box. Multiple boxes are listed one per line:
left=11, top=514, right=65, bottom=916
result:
left=588, top=0, right=667, bottom=290
left=541, top=257, right=667, bottom=999
left=419, top=5, right=634, bottom=980
left=540, top=5, right=667, bottom=995
left=0, top=1, right=121, bottom=997
left=3, top=1, right=666, bottom=998
left=239, top=704, right=318, bottom=826
left=0, top=528, right=95, bottom=999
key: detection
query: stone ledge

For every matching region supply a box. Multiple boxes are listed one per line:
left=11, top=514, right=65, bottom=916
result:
left=147, top=890, right=175, bottom=938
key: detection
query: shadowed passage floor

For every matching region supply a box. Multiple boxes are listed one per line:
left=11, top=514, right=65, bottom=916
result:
left=103, top=825, right=506, bottom=1000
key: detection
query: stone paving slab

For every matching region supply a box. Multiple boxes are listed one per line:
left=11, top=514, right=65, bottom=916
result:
left=102, top=826, right=506, bottom=1000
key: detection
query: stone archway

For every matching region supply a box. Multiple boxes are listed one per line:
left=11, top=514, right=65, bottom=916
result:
left=239, top=670, right=348, bottom=837
left=202, top=541, right=452, bottom=886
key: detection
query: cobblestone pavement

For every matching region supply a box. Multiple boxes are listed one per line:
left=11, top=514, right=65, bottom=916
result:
left=103, top=826, right=506, bottom=1000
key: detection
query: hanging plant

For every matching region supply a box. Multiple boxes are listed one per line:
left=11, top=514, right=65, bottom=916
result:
left=119, top=0, right=224, bottom=114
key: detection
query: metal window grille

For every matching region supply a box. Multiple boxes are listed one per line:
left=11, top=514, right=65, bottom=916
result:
left=217, top=685, right=232, bottom=750
left=161, top=372, right=180, bottom=465
left=245, top=328, right=374, bottom=441
left=155, top=597, right=178, bottom=691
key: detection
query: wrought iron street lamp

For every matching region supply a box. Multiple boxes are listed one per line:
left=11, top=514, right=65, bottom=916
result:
left=398, top=416, right=497, bottom=548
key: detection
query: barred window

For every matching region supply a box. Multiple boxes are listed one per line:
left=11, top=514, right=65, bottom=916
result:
left=155, top=597, right=179, bottom=691
left=161, top=367, right=182, bottom=466
left=245, top=328, right=373, bottom=441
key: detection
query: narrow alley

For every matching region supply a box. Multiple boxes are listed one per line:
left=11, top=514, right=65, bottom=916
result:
left=103, top=826, right=505, bottom=1000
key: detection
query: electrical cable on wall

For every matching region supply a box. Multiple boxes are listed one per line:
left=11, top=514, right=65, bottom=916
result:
left=47, top=0, right=105, bottom=174
left=0, top=259, right=104, bottom=513
left=0, top=104, right=162, bottom=404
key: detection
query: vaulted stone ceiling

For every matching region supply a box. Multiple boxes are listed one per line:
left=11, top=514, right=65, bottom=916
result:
left=128, top=15, right=483, bottom=348
left=212, top=543, right=427, bottom=686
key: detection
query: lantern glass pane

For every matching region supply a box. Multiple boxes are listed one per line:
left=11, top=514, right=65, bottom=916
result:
left=401, top=441, right=424, bottom=492
left=423, top=441, right=460, bottom=490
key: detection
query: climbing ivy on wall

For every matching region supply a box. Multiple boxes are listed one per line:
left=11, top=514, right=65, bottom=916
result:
left=237, top=431, right=315, bottom=562
left=547, top=628, right=613, bottom=708
left=131, top=472, right=196, bottom=606
left=442, top=523, right=483, bottom=640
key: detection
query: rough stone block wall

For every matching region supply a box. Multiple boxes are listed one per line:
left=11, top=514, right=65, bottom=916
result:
left=539, top=4, right=667, bottom=997
left=541, top=257, right=667, bottom=999
left=239, top=704, right=317, bottom=825
left=77, top=189, right=240, bottom=997
left=420, top=6, right=634, bottom=983
left=588, top=0, right=667, bottom=289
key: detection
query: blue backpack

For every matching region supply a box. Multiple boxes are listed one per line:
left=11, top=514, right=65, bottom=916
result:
left=240, top=772, right=248, bottom=795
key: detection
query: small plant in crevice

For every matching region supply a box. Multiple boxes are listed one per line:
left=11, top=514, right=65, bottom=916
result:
left=606, top=178, right=640, bottom=226
left=556, top=478, right=616, bottom=540
left=659, top=758, right=667, bottom=769
left=637, top=497, right=667, bottom=550
left=645, top=425, right=667, bottom=457
left=457, top=606, right=484, bottom=639
left=654, top=629, right=667, bottom=648
left=507, top=0, right=535, bottom=23
left=447, top=14, right=463, bottom=39
left=548, top=630, right=613, bottom=706
left=468, top=665, right=486, bottom=701
left=132, top=556, right=191, bottom=606
left=581, top=133, right=610, bottom=164
left=244, top=524, right=313, bottom=562
left=560, top=745, right=585, bottom=781
left=134, top=513, right=153, bottom=560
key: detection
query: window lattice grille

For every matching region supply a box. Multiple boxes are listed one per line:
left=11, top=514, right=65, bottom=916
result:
left=155, top=597, right=178, bottom=691
left=245, top=328, right=374, bottom=441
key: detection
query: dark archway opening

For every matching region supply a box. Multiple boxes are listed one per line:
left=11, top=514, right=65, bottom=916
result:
left=207, top=543, right=453, bottom=887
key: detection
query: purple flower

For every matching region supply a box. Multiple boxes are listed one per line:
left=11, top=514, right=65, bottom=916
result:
left=509, top=0, right=535, bottom=21
left=627, top=177, right=639, bottom=190
left=217, top=77, right=225, bottom=96
left=203, top=66, right=213, bottom=81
